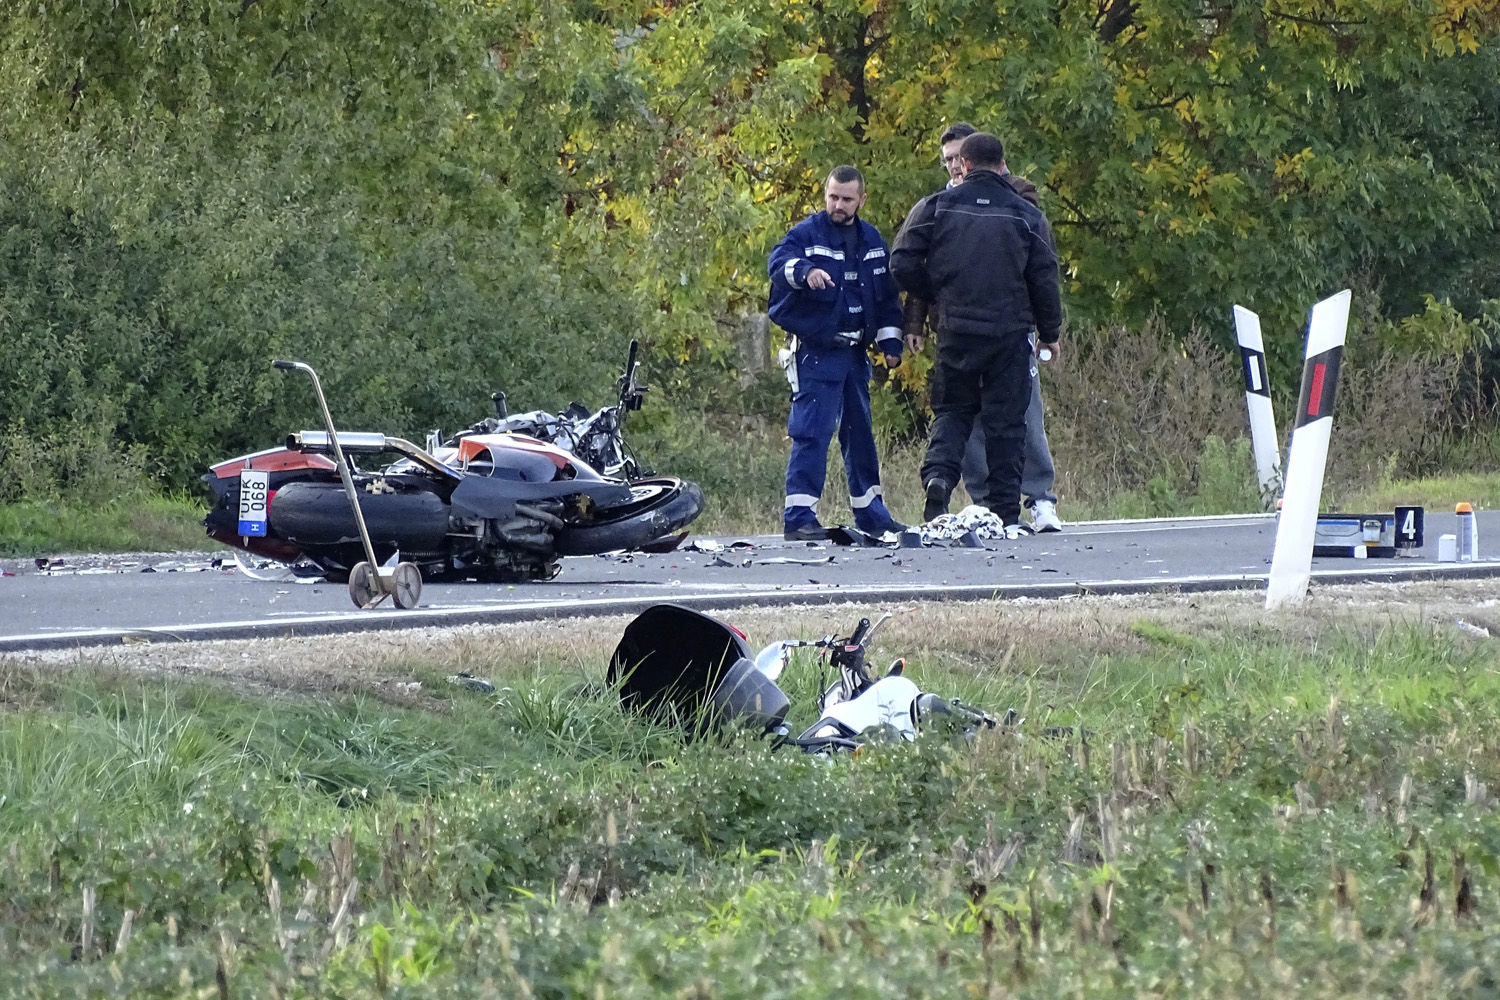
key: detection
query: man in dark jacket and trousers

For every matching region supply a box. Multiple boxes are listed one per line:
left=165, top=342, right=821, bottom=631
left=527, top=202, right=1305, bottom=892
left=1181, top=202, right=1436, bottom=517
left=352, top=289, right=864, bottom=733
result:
left=769, top=165, right=906, bottom=541
left=891, top=133, right=1062, bottom=530
left=900, top=122, right=1062, bottom=533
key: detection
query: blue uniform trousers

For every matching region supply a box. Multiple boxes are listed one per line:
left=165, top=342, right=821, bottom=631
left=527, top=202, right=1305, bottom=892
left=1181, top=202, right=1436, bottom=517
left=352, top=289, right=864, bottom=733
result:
left=784, top=359, right=899, bottom=534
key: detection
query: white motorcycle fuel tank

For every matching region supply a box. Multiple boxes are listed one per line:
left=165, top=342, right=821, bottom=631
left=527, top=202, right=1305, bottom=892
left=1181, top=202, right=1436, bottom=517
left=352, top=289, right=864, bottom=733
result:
left=801, top=676, right=922, bottom=742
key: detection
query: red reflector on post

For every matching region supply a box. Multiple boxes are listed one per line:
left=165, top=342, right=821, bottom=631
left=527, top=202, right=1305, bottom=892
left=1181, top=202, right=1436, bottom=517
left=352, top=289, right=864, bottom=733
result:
left=1306, top=363, right=1326, bottom=416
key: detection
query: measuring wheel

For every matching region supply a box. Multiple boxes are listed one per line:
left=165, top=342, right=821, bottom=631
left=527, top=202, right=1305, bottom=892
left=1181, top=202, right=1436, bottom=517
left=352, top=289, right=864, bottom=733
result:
left=348, top=561, right=382, bottom=608
left=391, top=562, right=423, bottom=609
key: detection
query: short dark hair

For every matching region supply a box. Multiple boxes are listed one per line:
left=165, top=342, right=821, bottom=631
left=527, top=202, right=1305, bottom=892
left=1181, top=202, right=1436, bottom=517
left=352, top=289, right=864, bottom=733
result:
left=957, top=132, right=1005, bottom=170
left=826, top=165, right=864, bottom=191
left=939, top=122, right=978, bottom=146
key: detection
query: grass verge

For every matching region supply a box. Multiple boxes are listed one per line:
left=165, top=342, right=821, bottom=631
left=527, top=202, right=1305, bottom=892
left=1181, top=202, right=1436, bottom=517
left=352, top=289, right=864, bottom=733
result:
left=0, top=491, right=210, bottom=557
left=638, top=419, right=1500, bottom=531
left=4, top=583, right=1500, bottom=996
left=1339, top=471, right=1500, bottom=515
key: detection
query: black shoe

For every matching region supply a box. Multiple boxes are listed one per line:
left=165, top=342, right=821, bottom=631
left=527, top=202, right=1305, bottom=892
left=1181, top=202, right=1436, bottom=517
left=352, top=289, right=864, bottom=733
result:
left=923, top=479, right=952, bottom=522
left=784, top=523, right=832, bottom=542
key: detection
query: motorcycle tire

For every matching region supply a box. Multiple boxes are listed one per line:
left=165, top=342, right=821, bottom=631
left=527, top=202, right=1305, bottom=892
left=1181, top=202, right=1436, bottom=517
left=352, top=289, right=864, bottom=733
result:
left=554, top=477, right=705, bottom=556
left=269, top=480, right=450, bottom=552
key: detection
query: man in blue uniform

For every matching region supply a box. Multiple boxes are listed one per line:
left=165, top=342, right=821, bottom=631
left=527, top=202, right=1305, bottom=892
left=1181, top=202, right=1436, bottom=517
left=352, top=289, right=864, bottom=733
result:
left=769, top=166, right=906, bottom=541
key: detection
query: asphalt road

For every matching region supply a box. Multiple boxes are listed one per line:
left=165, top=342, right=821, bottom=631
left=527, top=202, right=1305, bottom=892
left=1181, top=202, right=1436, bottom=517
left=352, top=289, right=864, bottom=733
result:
left=3, top=510, right=1498, bottom=651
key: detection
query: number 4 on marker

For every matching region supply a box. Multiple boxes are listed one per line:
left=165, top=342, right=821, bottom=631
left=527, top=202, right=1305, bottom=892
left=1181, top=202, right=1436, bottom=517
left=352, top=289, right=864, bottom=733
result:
left=1394, top=506, right=1423, bottom=549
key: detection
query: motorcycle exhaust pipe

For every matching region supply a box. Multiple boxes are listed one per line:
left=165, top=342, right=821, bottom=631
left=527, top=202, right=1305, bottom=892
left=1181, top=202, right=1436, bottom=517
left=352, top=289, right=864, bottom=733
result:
left=288, top=431, right=460, bottom=482
left=287, top=430, right=389, bottom=453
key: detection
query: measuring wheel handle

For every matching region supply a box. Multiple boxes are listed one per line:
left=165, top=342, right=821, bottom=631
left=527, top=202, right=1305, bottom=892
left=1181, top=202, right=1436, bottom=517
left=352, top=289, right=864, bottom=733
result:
left=392, top=562, right=423, bottom=609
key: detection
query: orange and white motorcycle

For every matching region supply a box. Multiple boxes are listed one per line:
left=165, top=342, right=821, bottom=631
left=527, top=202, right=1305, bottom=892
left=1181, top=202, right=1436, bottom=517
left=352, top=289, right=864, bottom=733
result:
left=202, top=343, right=702, bottom=587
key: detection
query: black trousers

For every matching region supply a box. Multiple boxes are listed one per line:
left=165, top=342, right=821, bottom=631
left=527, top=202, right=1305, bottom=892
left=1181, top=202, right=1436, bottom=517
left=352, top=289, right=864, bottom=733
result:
left=920, top=333, right=1033, bottom=524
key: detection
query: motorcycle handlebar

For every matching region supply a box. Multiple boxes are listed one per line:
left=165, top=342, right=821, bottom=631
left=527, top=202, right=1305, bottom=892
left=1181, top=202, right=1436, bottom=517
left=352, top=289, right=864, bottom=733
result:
left=848, top=617, right=871, bottom=648
left=782, top=614, right=893, bottom=654
left=272, top=359, right=297, bottom=371
left=618, top=339, right=648, bottom=411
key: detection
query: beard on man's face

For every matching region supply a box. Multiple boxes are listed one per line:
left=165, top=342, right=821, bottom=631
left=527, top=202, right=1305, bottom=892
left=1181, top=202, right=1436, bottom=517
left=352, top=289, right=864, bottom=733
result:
left=829, top=206, right=857, bottom=224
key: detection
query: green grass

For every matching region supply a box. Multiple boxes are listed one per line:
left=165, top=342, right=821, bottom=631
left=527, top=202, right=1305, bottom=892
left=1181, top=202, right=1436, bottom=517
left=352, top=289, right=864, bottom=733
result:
left=1339, top=471, right=1500, bottom=515
left=0, top=490, right=210, bottom=556
left=4, top=599, right=1500, bottom=997
left=646, top=419, right=1270, bottom=533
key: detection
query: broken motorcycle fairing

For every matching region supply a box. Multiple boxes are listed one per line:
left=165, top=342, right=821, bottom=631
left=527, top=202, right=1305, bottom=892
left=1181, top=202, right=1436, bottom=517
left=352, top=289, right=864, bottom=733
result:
left=451, top=338, right=652, bottom=481
left=203, top=431, right=703, bottom=583
left=608, top=604, right=790, bottom=736
left=203, top=341, right=703, bottom=583
left=610, top=604, right=1003, bottom=753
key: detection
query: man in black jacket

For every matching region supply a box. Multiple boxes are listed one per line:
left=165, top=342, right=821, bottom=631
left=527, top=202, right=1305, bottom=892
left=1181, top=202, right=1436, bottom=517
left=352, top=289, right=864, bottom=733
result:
left=891, top=132, right=1062, bottom=529
left=900, top=121, right=1063, bottom=533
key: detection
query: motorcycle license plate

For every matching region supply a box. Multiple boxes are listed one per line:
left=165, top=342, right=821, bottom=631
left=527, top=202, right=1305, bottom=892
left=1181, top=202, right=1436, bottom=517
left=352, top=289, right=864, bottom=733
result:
left=237, top=468, right=269, bottom=537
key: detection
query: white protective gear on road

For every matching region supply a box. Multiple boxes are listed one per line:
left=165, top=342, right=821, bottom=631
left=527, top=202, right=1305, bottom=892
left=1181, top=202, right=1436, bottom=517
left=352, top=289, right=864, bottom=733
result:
left=919, top=504, right=1034, bottom=542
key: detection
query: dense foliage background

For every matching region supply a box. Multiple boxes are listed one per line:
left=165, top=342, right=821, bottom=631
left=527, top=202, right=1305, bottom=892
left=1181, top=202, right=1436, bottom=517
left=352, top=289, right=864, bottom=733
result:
left=2, top=0, right=1498, bottom=500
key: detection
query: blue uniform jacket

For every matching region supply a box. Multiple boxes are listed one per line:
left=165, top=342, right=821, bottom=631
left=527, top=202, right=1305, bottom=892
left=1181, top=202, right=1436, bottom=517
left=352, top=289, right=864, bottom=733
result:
left=768, top=211, right=903, bottom=381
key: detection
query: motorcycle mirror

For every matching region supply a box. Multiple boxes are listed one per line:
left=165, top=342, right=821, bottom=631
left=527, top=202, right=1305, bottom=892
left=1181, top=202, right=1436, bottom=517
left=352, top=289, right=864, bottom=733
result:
left=752, top=641, right=791, bottom=682
left=912, top=692, right=954, bottom=726
left=491, top=391, right=508, bottom=419
left=861, top=611, right=895, bottom=646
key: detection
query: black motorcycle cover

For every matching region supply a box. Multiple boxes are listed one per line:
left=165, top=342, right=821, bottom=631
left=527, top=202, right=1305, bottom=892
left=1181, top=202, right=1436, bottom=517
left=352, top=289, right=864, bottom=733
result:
left=609, top=604, right=788, bottom=733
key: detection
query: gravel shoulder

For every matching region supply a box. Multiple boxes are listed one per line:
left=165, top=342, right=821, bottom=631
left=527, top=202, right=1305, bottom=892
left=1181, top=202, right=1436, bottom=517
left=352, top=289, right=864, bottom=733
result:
left=5, top=578, right=1498, bottom=707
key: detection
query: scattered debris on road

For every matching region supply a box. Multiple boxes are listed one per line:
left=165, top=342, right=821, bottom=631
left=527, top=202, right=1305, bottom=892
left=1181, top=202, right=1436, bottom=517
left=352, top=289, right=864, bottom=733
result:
left=756, top=556, right=836, bottom=566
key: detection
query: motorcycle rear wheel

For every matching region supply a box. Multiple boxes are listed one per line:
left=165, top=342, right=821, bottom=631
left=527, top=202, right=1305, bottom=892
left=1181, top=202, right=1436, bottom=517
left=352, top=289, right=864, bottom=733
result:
left=554, top=477, right=704, bottom=556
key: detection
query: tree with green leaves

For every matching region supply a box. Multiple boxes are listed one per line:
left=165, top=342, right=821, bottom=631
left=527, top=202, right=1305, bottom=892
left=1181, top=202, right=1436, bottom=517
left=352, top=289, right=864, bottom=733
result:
left=2, top=0, right=1497, bottom=494
left=624, top=0, right=1500, bottom=362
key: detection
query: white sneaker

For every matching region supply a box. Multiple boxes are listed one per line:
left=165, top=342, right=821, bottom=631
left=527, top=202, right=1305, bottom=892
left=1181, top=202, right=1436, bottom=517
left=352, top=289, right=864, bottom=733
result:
left=1030, top=499, right=1063, bottom=533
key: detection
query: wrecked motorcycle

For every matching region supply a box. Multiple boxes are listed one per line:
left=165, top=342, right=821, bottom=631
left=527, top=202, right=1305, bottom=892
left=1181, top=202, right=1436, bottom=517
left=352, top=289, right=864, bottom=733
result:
left=609, top=604, right=1006, bottom=751
left=202, top=345, right=703, bottom=583
left=456, top=339, right=650, bottom=481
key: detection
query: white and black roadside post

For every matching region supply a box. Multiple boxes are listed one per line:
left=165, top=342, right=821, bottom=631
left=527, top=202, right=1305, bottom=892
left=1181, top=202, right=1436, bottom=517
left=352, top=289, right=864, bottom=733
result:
left=1232, top=305, right=1282, bottom=506
left=1265, top=289, right=1351, bottom=610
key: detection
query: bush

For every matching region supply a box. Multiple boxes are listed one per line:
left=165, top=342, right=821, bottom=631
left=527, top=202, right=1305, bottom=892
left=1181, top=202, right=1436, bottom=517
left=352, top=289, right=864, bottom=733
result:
left=1038, top=318, right=1477, bottom=515
left=1043, top=323, right=1248, bottom=504
left=0, top=152, right=642, bottom=491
